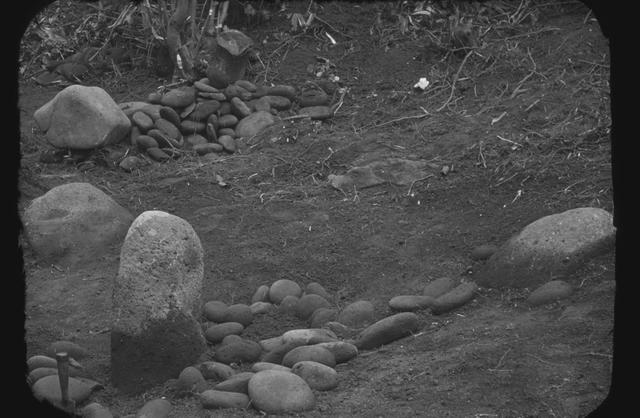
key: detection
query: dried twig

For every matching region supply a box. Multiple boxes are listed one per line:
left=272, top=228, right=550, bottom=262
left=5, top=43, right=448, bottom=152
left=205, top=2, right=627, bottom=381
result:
left=478, top=142, right=487, bottom=168
left=407, top=175, right=435, bottom=196
left=331, top=88, right=349, bottom=115
left=371, top=107, right=431, bottom=129
left=281, top=115, right=312, bottom=121
left=488, top=348, right=512, bottom=371
left=496, top=135, right=522, bottom=147
left=436, top=50, right=474, bottom=112
left=524, top=98, right=541, bottom=112
left=526, top=353, right=561, bottom=366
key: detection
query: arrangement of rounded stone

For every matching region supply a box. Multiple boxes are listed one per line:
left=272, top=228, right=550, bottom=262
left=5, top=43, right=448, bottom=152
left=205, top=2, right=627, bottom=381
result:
left=168, top=277, right=429, bottom=414
left=388, top=277, right=479, bottom=315
left=27, top=341, right=101, bottom=407
left=118, top=77, right=335, bottom=166
left=27, top=279, right=429, bottom=415
left=32, top=80, right=336, bottom=172
left=25, top=201, right=615, bottom=414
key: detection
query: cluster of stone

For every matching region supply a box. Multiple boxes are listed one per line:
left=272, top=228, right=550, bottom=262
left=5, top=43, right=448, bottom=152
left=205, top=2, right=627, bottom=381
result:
left=121, top=78, right=334, bottom=164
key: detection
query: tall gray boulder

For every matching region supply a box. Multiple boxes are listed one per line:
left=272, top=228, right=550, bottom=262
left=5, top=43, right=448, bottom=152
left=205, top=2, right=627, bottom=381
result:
left=34, top=84, right=131, bottom=149
left=111, top=211, right=206, bottom=393
left=476, top=207, right=615, bottom=288
left=22, top=182, right=133, bottom=266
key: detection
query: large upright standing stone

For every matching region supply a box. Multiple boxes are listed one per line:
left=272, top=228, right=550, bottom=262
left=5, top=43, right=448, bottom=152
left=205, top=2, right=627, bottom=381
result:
left=111, top=211, right=206, bottom=393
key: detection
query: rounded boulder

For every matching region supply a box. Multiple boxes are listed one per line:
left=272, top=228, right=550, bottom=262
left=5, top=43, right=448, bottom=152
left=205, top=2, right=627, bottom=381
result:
left=355, top=312, right=420, bottom=350
left=224, top=304, right=253, bottom=326
left=388, top=295, right=435, bottom=312
left=214, top=338, right=262, bottom=365
left=313, top=341, right=358, bottom=364
left=200, top=390, right=250, bottom=409
left=234, top=110, right=275, bottom=138
left=295, top=294, right=331, bottom=320
left=250, top=301, right=273, bottom=315
left=282, top=345, right=336, bottom=368
left=423, top=277, right=460, bottom=298
left=214, top=371, right=254, bottom=394
left=291, top=361, right=338, bottom=391
left=527, top=280, right=574, bottom=306
left=251, top=285, right=270, bottom=303
left=305, top=282, right=332, bottom=301
left=248, top=370, right=315, bottom=414
left=476, top=208, right=616, bottom=288
left=431, top=282, right=478, bottom=315
left=205, top=322, right=244, bottom=344
left=269, top=279, right=303, bottom=304
left=337, top=300, right=375, bottom=328
left=203, top=300, right=228, bottom=322
left=176, top=366, right=207, bottom=393
left=34, top=85, right=131, bottom=149
left=23, top=183, right=133, bottom=266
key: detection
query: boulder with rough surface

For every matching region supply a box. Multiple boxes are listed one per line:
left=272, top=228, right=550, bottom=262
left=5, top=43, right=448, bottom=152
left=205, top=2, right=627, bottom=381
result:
left=111, top=211, right=206, bottom=394
left=476, top=207, right=616, bottom=288
left=22, top=182, right=133, bottom=266
left=34, top=85, right=131, bottom=149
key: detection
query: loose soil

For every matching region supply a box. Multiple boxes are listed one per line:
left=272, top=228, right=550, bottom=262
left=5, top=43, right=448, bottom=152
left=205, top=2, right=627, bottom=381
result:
left=19, top=2, right=614, bottom=417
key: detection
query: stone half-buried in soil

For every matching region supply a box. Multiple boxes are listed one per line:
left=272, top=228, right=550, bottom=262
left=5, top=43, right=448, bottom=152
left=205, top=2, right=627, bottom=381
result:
left=214, top=371, right=254, bottom=394
left=22, top=182, right=133, bottom=267
left=476, top=207, right=615, bottom=288
left=527, top=280, right=574, bottom=306
left=355, top=312, right=420, bottom=350
left=248, top=370, right=315, bottom=414
left=291, top=361, right=338, bottom=391
left=431, top=282, right=478, bottom=315
left=200, top=389, right=250, bottom=410
left=32, top=374, right=102, bottom=405
left=111, top=312, right=206, bottom=394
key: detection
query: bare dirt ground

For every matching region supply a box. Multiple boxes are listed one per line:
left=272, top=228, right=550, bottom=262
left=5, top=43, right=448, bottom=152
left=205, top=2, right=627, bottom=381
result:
left=17, top=1, right=619, bottom=417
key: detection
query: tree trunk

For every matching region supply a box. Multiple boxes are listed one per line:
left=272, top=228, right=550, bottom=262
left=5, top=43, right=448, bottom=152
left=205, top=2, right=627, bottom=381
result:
left=166, top=0, right=195, bottom=79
